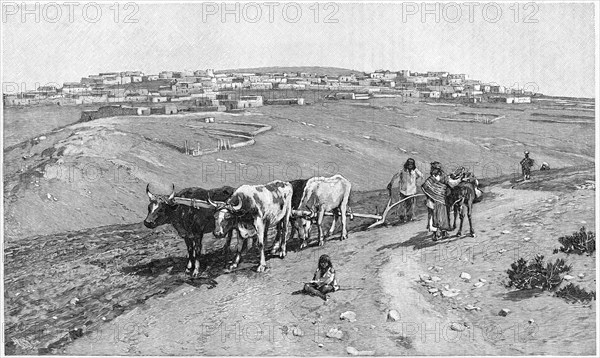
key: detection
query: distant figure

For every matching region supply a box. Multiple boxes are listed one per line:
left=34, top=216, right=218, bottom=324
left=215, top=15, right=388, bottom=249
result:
left=520, top=151, right=535, bottom=180
left=540, top=162, right=550, bottom=171
left=387, top=158, right=423, bottom=222
left=298, top=254, right=339, bottom=301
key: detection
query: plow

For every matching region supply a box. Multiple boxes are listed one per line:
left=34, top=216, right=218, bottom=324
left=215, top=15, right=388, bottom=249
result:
left=172, top=193, right=425, bottom=230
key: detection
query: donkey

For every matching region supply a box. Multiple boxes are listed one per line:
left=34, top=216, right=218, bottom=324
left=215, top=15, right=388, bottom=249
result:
left=448, top=170, right=478, bottom=237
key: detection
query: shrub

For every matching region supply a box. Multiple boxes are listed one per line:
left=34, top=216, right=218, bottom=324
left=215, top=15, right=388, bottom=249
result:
left=506, top=255, right=572, bottom=290
left=554, top=227, right=596, bottom=255
left=555, top=283, right=596, bottom=304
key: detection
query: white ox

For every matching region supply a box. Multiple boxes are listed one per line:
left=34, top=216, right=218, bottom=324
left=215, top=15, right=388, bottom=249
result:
left=294, top=174, right=352, bottom=248
left=210, top=180, right=293, bottom=272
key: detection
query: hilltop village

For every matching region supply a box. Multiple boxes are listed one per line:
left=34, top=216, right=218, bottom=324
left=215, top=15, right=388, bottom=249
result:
left=3, top=68, right=535, bottom=116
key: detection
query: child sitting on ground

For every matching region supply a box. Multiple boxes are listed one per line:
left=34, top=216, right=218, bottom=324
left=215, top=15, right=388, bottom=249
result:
left=302, top=254, right=340, bottom=301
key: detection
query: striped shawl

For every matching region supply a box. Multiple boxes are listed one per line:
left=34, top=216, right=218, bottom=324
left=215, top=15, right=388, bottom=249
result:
left=421, top=176, right=447, bottom=205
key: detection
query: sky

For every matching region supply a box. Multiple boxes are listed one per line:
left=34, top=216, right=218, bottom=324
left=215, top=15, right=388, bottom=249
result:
left=2, top=1, right=597, bottom=97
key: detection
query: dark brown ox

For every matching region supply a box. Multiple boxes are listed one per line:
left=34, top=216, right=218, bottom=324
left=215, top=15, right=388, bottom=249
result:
left=144, top=184, right=235, bottom=277
left=294, top=174, right=352, bottom=248
left=209, top=180, right=293, bottom=272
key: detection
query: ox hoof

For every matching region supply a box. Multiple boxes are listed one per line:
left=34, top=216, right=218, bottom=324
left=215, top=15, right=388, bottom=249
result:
left=318, top=240, right=324, bottom=247
left=299, top=242, right=308, bottom=250
left=228, top=264, right=238, bottom=271
left=279, top=251, right=286, bottom=259
left=468, top=232, right=476, bottom=238
left=256, top=265, right=267, bottom=273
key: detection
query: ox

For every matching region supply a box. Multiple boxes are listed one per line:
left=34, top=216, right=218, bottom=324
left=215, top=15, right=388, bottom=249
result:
left=209, top=180, right=293, bottom=272
left=144, top=184, right=235, bottom=277
left=294, top=174, right=352, bottom=248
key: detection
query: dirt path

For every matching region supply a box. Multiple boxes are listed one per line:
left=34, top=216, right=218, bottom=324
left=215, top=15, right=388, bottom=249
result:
left=57, top=181, right=595, bottom=355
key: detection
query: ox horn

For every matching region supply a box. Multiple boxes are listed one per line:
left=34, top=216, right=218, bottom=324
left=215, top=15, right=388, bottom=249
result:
left=207, top=193, right=220, bottom=208
left=230, top=196, right=243, bottom=212
left=168, top=183, right=176, bottom=201
left=146, top=184, right=156, bottom=201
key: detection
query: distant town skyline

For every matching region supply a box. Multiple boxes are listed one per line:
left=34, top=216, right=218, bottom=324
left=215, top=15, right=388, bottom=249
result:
left=2, top=2, right=597, bottom=98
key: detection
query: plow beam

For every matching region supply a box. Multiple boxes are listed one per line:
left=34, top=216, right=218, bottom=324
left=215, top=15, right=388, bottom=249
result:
left=367, top=194, right=425, bottom=229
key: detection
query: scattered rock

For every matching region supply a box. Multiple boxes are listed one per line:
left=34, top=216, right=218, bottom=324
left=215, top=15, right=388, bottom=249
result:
left=419, top=274, right=431, bottom=282
left=501, top=230, right=510, bottom=234
left=498, top=249, right=507, bottom=254
left=498, top=309, right=511, bottom=317
left=523, top=237, right=531, bottom=242
left=431, top=276, right=441, bottom=282
left=46, top=193, right=52, bottom=200
left=464, top=305, right=481, bottom=311
left=318, top=343, right=324, bottom=348
left=52, top=316, right=58, bottom=320
left=579, top=273, right=585, bottom=278
left=479, top=278, right=487, bottom=283
left=563, top=275, right=574, bottom=280
left=369, top=325, right=376, bottom=330
left=340, top=311, right=357, bottom=322
left=460, top=272, right=471, bottom=281
left=69, top=297, right=79, bottom=305
left=326, top=327, right=343, bottom=340
left=292, top=326, right=304, bottom=337
left=529, top=319, right=535, bottom=324
left=387, top=310, right=401, bottom=322
left=346, top=346, right=375, bottom=356
left=580, top=221, right=587, bottom=224
left=347, top=346, right=359, bottom=355
left=473, top=282, right=485, bottom=288
left=428, top=288, right=439, bottom=293
left=441, top=289, right=460, bottom=298
left=450, top=322, right=465, bottom=332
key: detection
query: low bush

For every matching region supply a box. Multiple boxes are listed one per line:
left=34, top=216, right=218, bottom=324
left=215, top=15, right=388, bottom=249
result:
left=554, top=227, right=596, bottom=255
left=506, top=254, right=572, bottom=290
left=555, top=283, right=596, bottom=304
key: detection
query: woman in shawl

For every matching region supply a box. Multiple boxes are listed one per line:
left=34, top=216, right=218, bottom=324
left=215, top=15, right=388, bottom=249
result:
left=421, top=163, right=462, bottom=240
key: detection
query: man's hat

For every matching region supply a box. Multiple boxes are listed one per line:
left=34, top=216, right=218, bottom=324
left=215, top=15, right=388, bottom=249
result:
left=524, top=151, right=529, bottom=155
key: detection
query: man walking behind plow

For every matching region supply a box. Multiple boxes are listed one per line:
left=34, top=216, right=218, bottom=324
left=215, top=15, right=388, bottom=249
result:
left=387, top=158, right=423, bottom=222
